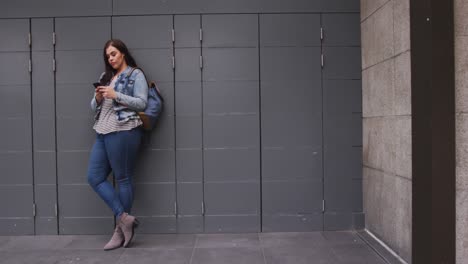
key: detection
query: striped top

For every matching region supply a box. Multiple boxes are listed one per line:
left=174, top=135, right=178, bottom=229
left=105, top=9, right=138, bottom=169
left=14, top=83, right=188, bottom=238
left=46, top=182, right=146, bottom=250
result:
left=93, top=78, right=142, bottom=134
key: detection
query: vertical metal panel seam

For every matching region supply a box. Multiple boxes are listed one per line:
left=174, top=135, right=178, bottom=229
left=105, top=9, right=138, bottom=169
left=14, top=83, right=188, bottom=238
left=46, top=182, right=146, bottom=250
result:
left=29, top=18, right=36, bottom=235
left=53, top=17, right=60, bottom=234
left=257, top=13, right=263, bottom=232
left=320, top=13, right=325, bottom=230
left=200, top=15, right=206, bottom=232
left=172, top=14, right=179, bottom=232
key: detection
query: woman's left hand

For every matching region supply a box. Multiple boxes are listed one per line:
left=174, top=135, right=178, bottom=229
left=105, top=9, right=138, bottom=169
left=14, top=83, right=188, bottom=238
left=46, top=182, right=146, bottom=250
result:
left=98, top=86, right=117, bottom=99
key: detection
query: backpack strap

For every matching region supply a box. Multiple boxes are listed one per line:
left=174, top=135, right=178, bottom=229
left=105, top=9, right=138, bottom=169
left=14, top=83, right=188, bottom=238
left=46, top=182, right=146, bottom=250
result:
left=126, top=67, right=164, bottom=103
left=126, top=67, right=150, bottom=83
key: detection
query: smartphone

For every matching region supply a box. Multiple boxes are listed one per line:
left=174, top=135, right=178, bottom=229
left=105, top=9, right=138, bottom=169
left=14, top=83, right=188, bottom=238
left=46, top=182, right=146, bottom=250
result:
left=93, top=82, right=101, bottom=88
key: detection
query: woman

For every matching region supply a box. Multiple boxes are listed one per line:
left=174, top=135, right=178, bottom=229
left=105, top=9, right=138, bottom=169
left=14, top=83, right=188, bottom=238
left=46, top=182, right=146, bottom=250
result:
left=88, top=39, right=148, bottom=250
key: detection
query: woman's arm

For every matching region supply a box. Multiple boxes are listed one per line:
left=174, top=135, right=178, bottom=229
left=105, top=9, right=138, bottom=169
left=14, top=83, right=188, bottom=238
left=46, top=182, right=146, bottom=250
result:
left=114, top=70, right=148, bottom=112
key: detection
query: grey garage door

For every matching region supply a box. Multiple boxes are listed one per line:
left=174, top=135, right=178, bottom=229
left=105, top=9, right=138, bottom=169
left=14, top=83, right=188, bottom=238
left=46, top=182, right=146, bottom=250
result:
left=0, top=12, right=362, bottom=234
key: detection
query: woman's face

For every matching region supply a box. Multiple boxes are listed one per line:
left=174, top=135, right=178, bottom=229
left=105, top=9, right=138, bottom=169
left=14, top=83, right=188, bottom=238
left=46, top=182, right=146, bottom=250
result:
left=106, top=45, right=126, bottom=71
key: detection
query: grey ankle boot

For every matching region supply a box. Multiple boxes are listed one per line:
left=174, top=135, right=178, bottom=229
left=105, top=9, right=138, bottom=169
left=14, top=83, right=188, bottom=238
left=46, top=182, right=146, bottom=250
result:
left=118, top=212, right=140, bottom=248
left=103, top=226, right=124, bottom=251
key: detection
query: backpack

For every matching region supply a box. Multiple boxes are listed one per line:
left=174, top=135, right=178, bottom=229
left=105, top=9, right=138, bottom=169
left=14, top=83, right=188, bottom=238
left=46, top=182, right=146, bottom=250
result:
left=126, top=67, right=164, bottom=131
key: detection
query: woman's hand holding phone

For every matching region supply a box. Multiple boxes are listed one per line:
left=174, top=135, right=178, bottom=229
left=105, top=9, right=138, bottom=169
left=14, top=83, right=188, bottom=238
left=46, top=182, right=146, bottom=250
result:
left=93, top=83, right=104, bottom=103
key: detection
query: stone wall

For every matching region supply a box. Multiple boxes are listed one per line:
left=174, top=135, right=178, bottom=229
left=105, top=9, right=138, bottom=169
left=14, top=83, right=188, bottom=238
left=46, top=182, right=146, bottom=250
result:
left=360, top=0, right=411, bottom=262
left=456, top=0, right=468, bottom=263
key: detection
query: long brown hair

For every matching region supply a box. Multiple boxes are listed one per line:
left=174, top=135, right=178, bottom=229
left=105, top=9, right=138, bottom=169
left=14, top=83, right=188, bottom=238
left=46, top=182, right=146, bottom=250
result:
left=100, top=39, right=138, bottom=85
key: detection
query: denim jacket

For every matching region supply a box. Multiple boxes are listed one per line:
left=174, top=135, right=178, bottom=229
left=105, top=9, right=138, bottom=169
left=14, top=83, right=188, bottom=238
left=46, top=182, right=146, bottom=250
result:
left=91, top=66, right=148, bottom=122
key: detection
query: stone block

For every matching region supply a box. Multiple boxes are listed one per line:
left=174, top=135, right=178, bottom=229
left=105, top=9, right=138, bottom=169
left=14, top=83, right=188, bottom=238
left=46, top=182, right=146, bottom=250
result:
left=393, top=0, right=410, bottom=55
left=391, top=116, right=412, bottom=179
left=362, top=59, right=394, bottom=117
left=360, top=0, right=390, bottom=22
left=455, top=36, right=468, bottom=113
left=363, top=167, right=411, bottom=263
left=393, top=51, right=411, bottom=116
left=455, top=0, right=468, bottom=37
left=361, top=1, right=394, bottom=69
left=363, top=166, right=384, bottom=236
left=457, top=114, right=468, bottom=189
left=457, top=189, right=468, bottom=264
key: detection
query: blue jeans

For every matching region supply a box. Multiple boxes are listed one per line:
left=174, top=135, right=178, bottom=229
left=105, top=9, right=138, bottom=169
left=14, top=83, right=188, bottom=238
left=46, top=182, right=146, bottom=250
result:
left=87, top=127, right=143, bottom=217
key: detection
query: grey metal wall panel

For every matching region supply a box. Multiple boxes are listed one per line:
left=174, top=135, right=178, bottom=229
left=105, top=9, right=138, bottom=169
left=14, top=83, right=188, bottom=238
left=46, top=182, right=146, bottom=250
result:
left=34, top=185, right=57, bottom=217
left=57, top=152, right=92, bottom=185
left=260, top=14, right=321, bottom=47
left=0, top=152, right=33, bottom=185
left=174, top=15, right=204, bottom=233
left=323, top=47, right=362, bottom=80
left=204, top=182, right=260, bottom=232
left=178, top=216, right=203, bottom=233
left=203, top=49, right=259, bottom=81
left=320, top=0, right=360, bottom=12
left=261, top=112, right=322, bottom=147
left=55, top=51, right=104, bottom=84
left=174, top=15, right=201, bottom=48
left=0, top=53, right=30, bottom=85
left=0, top=19, right=29, bottom=51
left=204, top=182, right=259, bottom=214
left=260, top=14, right=324, bottom=232
left=261, top=47, right=321, bottom=80
left=56, top=85, right=94, bottom=117
left=0, top=219, right=34, bottom=235
left=201, top=0, right=261, bottom=13
left=262, top=181, right=322, bottom=214
left=258, top=0, right=320, bottom=13
left=31, top=52, right=54, bottom=117
left=55, top=17, right=110, bottom=50
left=177, top=183, right=203, bottom=215
left=55, top=17, right=113, bottom=234
left=204, top=149, right=260, bottom=182
left=132, top=183, right=176, bottom=215
left=0, top=186, right=34, bottom=217
left=33, top=119, right=56, bottom=151
left=59, top=185, right=111, bottom=217
left=203, top=81, right=259, bottom=114
left=134, top=150, right=176, bottom=183
left=262, top=214, right=322, bottom=232
left=60, top=217, right=113, bottom=235
left=1, top=119, right=32, bottom=151
left=113, top=0, right=203, bottom=15
left=31, top=19, right=53, bottom=51
left=1, top=0, right=112, bottom=18
left=176, top=117, right=203, bottom=149
left=262, top=148, right=322, bottom=181
left=203, top=115, right=259, bottom=148
left=144, top=115, right=175, bottom=149
left=112, top=15, right=176, bottom=232
left=34, top=152, right=56, bottom=185
left=322, top=14, right=361, bottom=47
left=202, top=15, right=258, bottom=48
left=205, top=215, right=260, bottom=233
left=124, top=49, right=174, bottom=81
left=135, top=217, right=177, bottom=233
left=112, top=0, right=357, bottom=15
left=261, top=80, right=322, bottom=115
left=0, top=18, right=34, bottom=235
left=324, top=80, right=362, bottom=113
left=112, top=16, right=172, bottom=49
left=176, top=82, right=202, bottom=115
left=175, top=49, right=202, bottom=82
left=56, top=117, right=95, bottom=151
left=0, top=85, right=31, bottom=117
left=176, top=150, right=203, bottom=182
